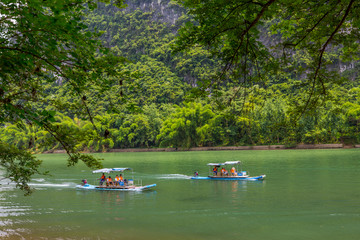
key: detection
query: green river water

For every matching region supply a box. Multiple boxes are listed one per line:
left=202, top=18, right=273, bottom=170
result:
left=1, top=149, right=359, bottom=240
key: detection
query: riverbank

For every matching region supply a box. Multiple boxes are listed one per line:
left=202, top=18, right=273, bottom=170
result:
left=46, top=143, right=360, bottom=154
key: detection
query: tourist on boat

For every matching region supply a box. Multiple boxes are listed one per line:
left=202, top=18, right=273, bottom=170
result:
left=114, top=175, right=120, bottom=186
left=221, top=168, right=228, bottom=176
left=194, top=171, right=199, bottom=177
left=118, top=175, right=126, bottom=186
left=213, top=166, right=218, bottom=176
left=231, top=167, right=237, bottom=176
left=99, top=173, right=106, bottom=185
left=106, top=176, right=113, bottom=186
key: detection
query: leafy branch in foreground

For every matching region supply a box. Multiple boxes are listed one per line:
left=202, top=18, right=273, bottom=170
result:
left=0, top=142, right=43, bottom=195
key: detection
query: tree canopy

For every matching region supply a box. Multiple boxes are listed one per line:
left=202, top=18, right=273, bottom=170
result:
left=174, top=0, right=360, bottom=115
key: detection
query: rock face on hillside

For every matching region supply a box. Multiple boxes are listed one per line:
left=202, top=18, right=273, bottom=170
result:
left=96, top=0, right=357, bottom=80
left=99, top=0, right=184, bottom=24
left=125, top=0, right=183, bottom=24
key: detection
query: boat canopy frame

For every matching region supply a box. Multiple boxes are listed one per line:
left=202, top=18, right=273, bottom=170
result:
left=92, top=168, right=131, bottom=174
left=207, top=161, right=241, bottom=166
left=207, top=161, right=243, bottom=176
left=91, top=167, right=140, bottom=186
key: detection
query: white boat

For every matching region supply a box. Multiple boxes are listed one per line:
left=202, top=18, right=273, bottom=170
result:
left=192, top=161, right=266, bottom=180
left=76, top=168, right=156, bottom=191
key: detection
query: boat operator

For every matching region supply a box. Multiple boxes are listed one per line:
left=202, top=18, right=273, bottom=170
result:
left=81, top=179, right=88, bottom=186
left=213, top=166, right=218, bottom=176
left=99, top=173, right=106, bottom=186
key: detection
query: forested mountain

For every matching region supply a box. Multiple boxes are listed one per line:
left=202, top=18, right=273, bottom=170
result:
left=2, top=0, right=360, bottom=155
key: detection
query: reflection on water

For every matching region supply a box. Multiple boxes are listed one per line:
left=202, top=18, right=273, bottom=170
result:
left=75, top=188, right=157, bottom=208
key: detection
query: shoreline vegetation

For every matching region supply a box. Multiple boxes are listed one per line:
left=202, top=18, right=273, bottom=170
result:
left=44, top=143, right=360, bottom=154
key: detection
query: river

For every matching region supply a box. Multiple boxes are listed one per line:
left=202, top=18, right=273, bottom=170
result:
left=1, top=149, right=359, bottom=239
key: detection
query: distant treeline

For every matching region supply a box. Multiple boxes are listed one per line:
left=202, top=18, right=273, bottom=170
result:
left=2, top=81, right=360, bottom=152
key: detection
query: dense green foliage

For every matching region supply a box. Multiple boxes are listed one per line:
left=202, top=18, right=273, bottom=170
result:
left=2, top=0, right=360, bottom=194
left=174, top=0, right=360, bottom=115
left=2, top=80, right=360, bottom=152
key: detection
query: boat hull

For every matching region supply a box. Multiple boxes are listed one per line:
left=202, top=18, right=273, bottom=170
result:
left=191, top=175, right=266, bottom=180
left=76, top=183, right=156, bottom=191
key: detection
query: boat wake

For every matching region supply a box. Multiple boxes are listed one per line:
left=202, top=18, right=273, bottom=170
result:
left=28, top=182, right=76, bottom=188
left=156, top=174, right=192, bottom=179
